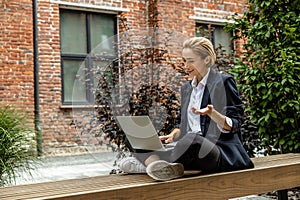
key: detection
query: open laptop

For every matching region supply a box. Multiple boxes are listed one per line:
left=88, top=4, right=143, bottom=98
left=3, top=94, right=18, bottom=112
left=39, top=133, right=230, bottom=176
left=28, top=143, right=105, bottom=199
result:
left=116, top=116, right=176, bottom=151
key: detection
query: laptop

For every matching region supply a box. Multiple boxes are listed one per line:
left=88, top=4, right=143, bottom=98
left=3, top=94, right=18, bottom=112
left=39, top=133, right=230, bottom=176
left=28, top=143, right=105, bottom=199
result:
left=116, top=116, right=176, bottom=151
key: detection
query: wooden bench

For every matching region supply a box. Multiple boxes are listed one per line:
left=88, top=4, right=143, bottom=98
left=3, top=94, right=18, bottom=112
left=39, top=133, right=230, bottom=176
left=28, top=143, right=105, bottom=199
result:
left=0, top=153, right=299, bottom=200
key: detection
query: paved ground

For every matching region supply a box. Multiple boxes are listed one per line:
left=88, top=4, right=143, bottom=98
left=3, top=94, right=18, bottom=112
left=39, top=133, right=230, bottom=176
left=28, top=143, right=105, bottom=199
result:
left=15, top=152, right=117, bottom=185
left=14, top=152, right=270, bottom=199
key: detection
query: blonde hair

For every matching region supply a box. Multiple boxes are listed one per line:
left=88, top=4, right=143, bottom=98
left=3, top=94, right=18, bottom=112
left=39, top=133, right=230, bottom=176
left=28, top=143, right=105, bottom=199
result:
left=183, top=37, right=216, bottom=68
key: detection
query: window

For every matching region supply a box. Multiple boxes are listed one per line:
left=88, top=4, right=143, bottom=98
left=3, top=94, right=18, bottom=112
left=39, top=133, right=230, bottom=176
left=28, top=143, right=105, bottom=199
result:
left=60, top=9, right=117, bottom=105
left=196, top=23, right=233, bottom=55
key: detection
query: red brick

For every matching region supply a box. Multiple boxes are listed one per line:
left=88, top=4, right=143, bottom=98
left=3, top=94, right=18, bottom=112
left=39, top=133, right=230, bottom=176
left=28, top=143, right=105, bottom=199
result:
left=1, top=0, right=247, bottom=156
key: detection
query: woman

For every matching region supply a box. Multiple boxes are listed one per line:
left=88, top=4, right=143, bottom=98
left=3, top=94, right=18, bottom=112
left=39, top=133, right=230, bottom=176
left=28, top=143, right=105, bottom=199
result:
left=119, top=37, right=254, bottom=181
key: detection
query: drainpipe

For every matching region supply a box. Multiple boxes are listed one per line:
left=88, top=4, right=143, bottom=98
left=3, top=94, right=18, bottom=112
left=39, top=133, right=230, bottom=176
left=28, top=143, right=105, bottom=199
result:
left=33, top=0, right=43, bottom=156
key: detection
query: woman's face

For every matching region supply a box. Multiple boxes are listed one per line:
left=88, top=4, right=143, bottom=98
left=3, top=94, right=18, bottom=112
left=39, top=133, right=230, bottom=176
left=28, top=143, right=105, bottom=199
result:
left=182, top=48, right=209, bottom=80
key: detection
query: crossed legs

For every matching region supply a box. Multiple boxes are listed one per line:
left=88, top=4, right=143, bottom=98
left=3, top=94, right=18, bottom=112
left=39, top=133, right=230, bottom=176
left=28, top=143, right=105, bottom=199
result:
left=120, top=133, right=221, bottom=180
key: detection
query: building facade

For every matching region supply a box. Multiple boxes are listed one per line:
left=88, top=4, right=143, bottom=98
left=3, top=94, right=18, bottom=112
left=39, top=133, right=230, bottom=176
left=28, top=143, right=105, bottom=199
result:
left=0, top=0, right=247, bottom=156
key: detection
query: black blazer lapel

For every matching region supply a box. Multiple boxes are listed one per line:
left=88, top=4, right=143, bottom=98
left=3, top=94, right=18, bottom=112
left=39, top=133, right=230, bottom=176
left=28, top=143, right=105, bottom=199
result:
left=180, top=82, right=193, bottom=135
left=200, top=86, right=211, bottom=136
left=200, top=69, right=218, bottom=136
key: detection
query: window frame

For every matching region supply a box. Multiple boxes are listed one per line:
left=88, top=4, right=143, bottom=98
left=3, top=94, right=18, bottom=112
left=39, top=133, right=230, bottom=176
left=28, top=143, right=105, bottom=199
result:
left=195, top=22, right=234, bottom=55
left=60, top=9, right=118, bottom=106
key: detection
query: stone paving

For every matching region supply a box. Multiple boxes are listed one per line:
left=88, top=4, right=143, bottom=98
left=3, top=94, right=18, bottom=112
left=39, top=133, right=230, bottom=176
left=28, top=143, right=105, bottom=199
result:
left=15, top=152, right=116, bottom=185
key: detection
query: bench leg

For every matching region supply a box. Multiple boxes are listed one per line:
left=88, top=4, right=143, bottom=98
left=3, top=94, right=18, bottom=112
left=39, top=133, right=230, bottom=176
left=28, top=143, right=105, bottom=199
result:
left=277, top=189, right=288, bottom=200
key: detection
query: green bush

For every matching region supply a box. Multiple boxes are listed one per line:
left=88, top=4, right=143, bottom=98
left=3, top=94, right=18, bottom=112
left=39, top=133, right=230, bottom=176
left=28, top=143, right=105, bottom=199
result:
left=225, top=0, right=300, bottom=153
left=0, top=106, right=38, bottom=186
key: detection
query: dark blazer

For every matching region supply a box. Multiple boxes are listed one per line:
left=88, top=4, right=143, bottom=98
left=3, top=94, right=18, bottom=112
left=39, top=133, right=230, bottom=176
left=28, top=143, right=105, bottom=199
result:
left=177, top=68, right=254, bottom=171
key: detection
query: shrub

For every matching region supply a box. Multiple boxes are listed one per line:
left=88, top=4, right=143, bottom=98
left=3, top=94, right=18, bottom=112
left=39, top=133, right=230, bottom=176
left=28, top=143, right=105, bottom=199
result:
left=0, top=106, right=38, bottom=186
left=225, top=0, right=300, bottom=154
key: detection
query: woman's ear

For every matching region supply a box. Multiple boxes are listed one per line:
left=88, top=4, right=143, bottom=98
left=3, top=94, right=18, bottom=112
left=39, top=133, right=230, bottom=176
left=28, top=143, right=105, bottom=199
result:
left=204, top=56, right=210, bottom=65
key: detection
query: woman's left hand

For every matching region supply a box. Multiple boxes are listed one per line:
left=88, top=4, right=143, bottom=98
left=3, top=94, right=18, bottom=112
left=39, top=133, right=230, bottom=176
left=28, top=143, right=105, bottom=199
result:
left=192, top=104, right=232, bottom=131
left=192, top=104, right=214, bottom=116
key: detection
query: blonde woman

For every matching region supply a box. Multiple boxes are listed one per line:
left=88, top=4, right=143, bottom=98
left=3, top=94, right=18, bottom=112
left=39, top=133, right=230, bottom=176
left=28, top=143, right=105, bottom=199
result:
left=119, top=37, right=254, bottom=181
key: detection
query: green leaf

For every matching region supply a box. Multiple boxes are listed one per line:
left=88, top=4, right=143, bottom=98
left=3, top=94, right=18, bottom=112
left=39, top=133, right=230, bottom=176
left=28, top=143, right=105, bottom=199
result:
left=281, top=79, right=287, bottom=85
left=270, top=112, right=277, bottom=118
left=279, top=138, right=285, bottom=145
left=265, top=113, right=270, bottom=122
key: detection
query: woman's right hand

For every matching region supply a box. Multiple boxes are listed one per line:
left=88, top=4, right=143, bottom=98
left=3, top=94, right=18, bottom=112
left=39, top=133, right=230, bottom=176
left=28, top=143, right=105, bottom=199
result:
left=160, top=128, right=180, bottom=144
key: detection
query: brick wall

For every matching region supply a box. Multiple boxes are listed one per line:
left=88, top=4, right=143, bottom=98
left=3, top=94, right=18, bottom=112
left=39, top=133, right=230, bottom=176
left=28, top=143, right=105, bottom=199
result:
left=1, top=0, right=247, bottom=156
left=0, top=0, right=34, bottom=121
left=37, top=1, right=70, bottom=156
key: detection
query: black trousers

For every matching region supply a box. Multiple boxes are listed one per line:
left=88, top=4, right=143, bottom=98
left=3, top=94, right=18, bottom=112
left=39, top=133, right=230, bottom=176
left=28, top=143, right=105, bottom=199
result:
left=128, top=133, right=221, bottom=172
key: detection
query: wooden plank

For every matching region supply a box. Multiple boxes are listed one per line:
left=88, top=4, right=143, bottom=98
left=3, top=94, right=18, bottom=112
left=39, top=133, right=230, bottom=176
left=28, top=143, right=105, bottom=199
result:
left=44, top=162, right=300, bottom=200
left=0, top=154, right=298, bottom=199
left=0, top=153, right=299, bottom=200
left=252, top=153, right=300, bottom=165
left=252, top=153, right=300, bottom=168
